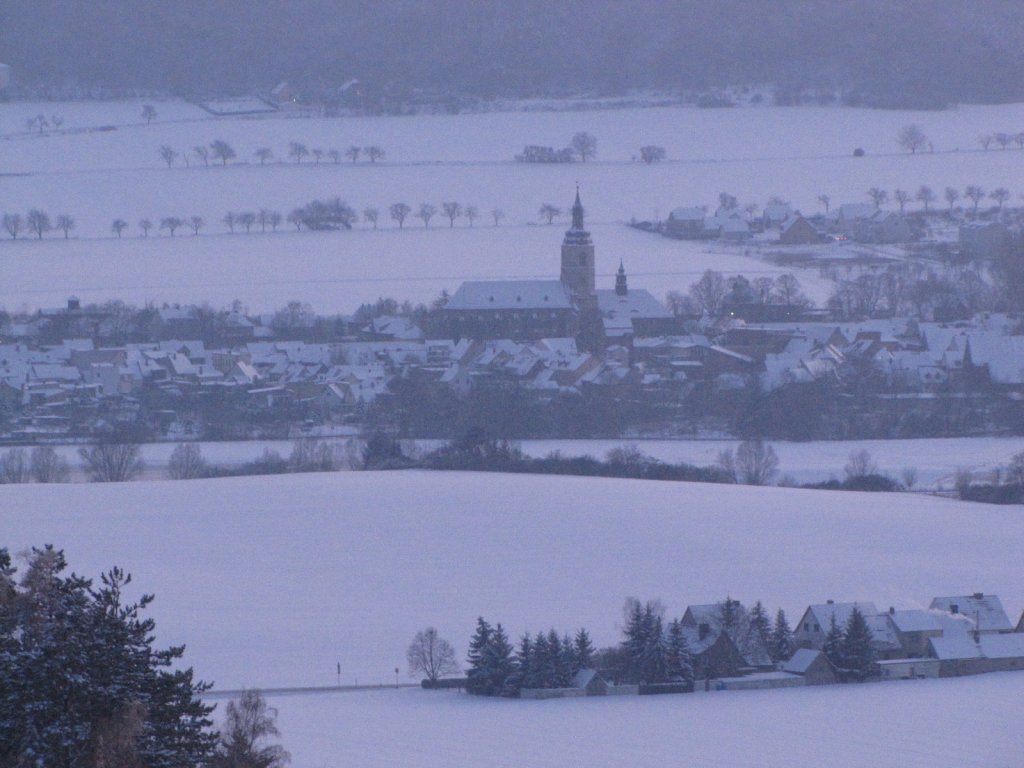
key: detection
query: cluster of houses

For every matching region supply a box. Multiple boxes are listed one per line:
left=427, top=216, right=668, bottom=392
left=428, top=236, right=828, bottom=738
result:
left=664, top=201, right=915, bottom=245
left=520, top=593, right=1024, bottom=700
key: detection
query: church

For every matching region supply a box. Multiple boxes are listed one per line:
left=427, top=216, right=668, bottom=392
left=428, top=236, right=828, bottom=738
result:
left=442, top=189, right=677, bottom=344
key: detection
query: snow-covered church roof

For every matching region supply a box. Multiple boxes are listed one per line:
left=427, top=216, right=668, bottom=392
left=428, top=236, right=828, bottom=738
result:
left=445, top=280, right=572, bottom=311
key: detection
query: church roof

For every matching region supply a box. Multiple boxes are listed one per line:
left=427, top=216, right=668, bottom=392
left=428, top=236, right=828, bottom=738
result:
left=445, top=280, right=573, bottom=311
left=595, top=289, right=673, bottom=319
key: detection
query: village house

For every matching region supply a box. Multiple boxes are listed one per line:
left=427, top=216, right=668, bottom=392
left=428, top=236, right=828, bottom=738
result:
left=853, top=210, right=913, bottom=244
left=793, top=601, right=904, bottom=659
left=778, top=213, right=822, bottom=245
left=929, top=594, right=1015, bottom=634
left=762, top=203, right=793, bottom=229
left=665, top=207, right=705, bottom=239
left=929, top=633, right=1024, bottom=677
left=781, top=648, right=837, bottom=685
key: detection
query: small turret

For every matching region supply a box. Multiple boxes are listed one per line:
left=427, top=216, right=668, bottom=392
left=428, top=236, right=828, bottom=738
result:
left=615, top=260, right=628, bottom=296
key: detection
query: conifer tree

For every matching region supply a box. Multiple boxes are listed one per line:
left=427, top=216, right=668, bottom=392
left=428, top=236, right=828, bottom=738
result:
left=665, top=619, right=695, bottom=686
left=621, top=600, right=647, bottom=683
left=641, top=610, right=667, bottom=684
left=769, top=608, right=795, bottom=663
left=486, top=623, right=516, bottom=696
left=547, top=630, right=564, bottom=686
left=532, top=631, right=554, bottom=688
left=822, top=614, right=845, bottom=670
left=749, top=600, right=772, bottom=651
left=560, top=632, right=578, bottom=683
left=465, top=617, right=494, bottom=695
left=574, top=628, right=595, bottom=670
left=513, top=634, right=533, bottom=693
left=841, top=607, right=876, bottom=681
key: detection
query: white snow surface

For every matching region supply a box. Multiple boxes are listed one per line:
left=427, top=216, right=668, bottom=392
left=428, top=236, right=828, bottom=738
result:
left=3, top=471, right=1022, bottom=691
left=3, top=100, right=1024, bottom=312
left=264, top=679, right=1024, bottom=768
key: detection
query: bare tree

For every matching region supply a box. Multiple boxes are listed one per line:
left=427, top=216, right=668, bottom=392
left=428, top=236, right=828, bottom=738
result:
left=464, top=205, right=479, bottom=227
left=363, top=208, right=379, bottom=229
left=168, top=443, right=207, bottom=480
left=257, top=209, right=272, bottom=232
left=735, top=440, right=779, bottom=485
left=364, top=145, right=385, bottom=163
left=898, top=124, right=927, bottom=153
left=138, top=218, right=153, bottom=237
left=995, top=132, right=1012, bottom=150
left=407, top=627, right=460, bottom=683
left=237, top=212, right=257, bottom=233
left=327, top=149, right=341, bottom=164
left=311, top=148, right=324, bottom=165
left=979, top=134, right=993, bottom=151
left=416, top=203, right=436, bottom=228
left=964, top=185, right=985, bottom=213
left=288, top=142, right=309, bottom=164
left=491, top=208, right=504, bottom=226
left=1016, top=132, right=1024, bottom=151
left=0, top=448, right=28, bottom=484
left=194, top=145, right=210, bottom=167
left=54, top=214, right=75, bottom=239
left=50, top=115, right=64, bottom=130
left=639, top=145, right=667, bottom=164
left=538, top=203, right=562, bottom=224
left=817, top=194, right=831, bottom=213
left=990, top=187, right=1010, bottom=209
left=689, top=269, right=727, bottom=316
left=3, top=213, right=24, bottom=239
left=255, top=147, right=274, bottom=165
left=718, top=192, right=738, bottom=211
left=210, top=140, right=236, bottom=166
left=571, top=131, right=597, bottom=162
left=160, top=216, right=184, bottom=236
left=111, top=218, right=128, bottom=238
left=844, top=449, right=877, bottom=480
left=944, top=186, right=960, bottom=211
left=286, top=209, right=304, bottom=231
left=211, top=690, right=289, bottom=768
left=390, top=202, right=411, bottom=229
left=159, top=145, right=178, bottom=168
left=26, top=114, right=48, bottom=134
left=892, top=189, right=910, bottom=213
left=901, top=467, right=918, bottom=490
left=30, top=446, right=70, bottom=483
left=78, top=435, right=145, bottom=482
left=916, top=185, right=936, bottom=212
left=268, top=211, right=282, bottom=232
left=345, top=146, right=361, bottom=164
left=222, top=212, right=237, bottom=233
left=867, top=187, right=888, bottom=209
left=141, top=104, right=157, bottom=124
left=189, top=216, right=204, bottom=235
left=26, top=209, right=51, bottom=239
left=441, top=201, right=463, bottom=228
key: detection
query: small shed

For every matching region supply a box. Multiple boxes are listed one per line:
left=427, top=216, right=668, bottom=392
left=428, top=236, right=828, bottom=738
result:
left=782, top=649, right=836, bottom=685
left=572, top=668, right=609, bottom=696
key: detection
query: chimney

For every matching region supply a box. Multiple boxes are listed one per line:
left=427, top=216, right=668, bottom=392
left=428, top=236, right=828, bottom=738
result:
left=698, top=623, right=710, bottom=641
left=950, top=604, right=959, bottom=615
left=826, top=599, right=834, bottom=605
left=972, top=592, right=984, bottom=600
left=889, top=606, right=895, bottom=615
left=67, top=296, right=80, bottom=312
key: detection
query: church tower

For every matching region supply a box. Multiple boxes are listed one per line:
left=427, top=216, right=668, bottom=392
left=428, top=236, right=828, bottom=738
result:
left=560, top=187, right=596, bottom=303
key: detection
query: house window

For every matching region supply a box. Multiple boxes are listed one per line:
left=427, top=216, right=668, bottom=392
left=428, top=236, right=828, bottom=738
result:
left=804, top=623, right=809, bottom=632
left=814, top=624, right=820, bottom=632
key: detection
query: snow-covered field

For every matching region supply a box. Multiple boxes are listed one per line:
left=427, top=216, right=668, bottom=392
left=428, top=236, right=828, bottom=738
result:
left=3, top=471, right=1022, bottom=691
left=3, top=100, right=1024, bottom=312
left=265, top=678, right=1024, bottom=768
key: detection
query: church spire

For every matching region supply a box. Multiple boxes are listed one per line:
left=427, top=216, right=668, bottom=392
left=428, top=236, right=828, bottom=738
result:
left=571, top=185, right=584, bottom=230
left=615, top=260, right=628, bottom=296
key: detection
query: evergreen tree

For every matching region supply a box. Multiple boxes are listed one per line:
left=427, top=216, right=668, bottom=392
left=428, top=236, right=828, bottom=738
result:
left=531, top=631, right=554, bottom=688
left=640, top=611, right=667, bottom=684
left=822, top=614, right=845, bottom=670
left=621, top=600, right=647, bottom=683
left=486, top=623, right=516, bottom=696
left=749, top=600, right=772, bottom=652
left=718, top=595, right=742, bottom=632
left=0, top=546, right=216, bottom=768
left=560, top=632, right=578, bottom=683
left=546, top=630, right=564, bottom=686
left=841, top=607, right=876, bottom=682
left=665, top=619, right=695, bottom=686
left=513, top=633, right=533, bottom=693
left=769, top=608, right=795, bottom=663
left=465, top=617, right=494, bottom=695
left=574, top=628, right=595, bottom=670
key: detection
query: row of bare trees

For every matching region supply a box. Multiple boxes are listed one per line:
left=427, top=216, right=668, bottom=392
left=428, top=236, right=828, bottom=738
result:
left=2, top=210, right=75, bottom=239
left=813, top=185, right=1014, bottom=215
left=978, top=132, right=1024, bottom=151
left=158, top=141, right=385, bottom=168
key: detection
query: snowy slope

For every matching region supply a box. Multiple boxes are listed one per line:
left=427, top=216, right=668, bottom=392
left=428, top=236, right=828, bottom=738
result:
left=3, top=471, right=1022, bottom=690
left=3, top=101, right=1024, bottom=312
left=264, top=679, right=1024, bottom=768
